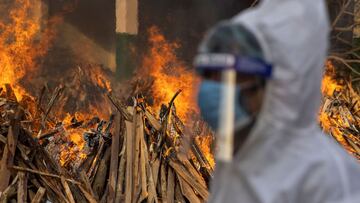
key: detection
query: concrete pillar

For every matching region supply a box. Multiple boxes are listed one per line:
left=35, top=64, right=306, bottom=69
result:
left=115, top=0, right=138, bottom=80
left=116, top=0, right=138, bottom=34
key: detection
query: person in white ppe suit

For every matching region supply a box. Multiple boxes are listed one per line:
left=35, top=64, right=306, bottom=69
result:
left=194, top=0, right=360, bottom=202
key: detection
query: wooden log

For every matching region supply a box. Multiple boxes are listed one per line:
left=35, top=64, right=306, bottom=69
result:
left=88, top=138, right=106, bottom=182
left=191, top=139, right=213, bottom=179
left=80, top=171, right=96, bottom=199
left=100, top=184, right=109, bottom=203
left=0, top=175, right=18, bottom=202
left=167, top=168, right=175, bottom=203
left=16, top=158, right=67, bottom=202
left=108, top=114, right=121, bottom=203
left=175, top=181, right=186, bottom=203
left=139, top=124, right=149, bottom=202
left=144, top=148, right=158, bottom=203
left=115, top=136, right=126, bottom=203
left=79, top=185, right=98, bottom=203
left=61, top=176, right=76, bottom=203
left=132, top=112, right=142, bottom=202
left=151, top=158, right=160, bottom=188
left=177, top=175, right=201, bottom=203
left=0, top=110, right=21, bottom=191
left=107, top=94, right=133, bottom=121
left=177, top=153, right=207, bottom=188
left=136, top=120, right=158, bottom=203
left=70, top=184, right=87, bottom=203
left=169, top=160, right=208, bottom=200
left=145, top=110, right=161, bottom=131
left=28, top=190, right=36, bottom=202
left=11, top=166, right=81, bottom=185
left=92, top=146, right=111, bottom=198
left=125, top=118, right=134, bottom=203
left=160, top=163, right=167, bottom=202
left=17, top=172, right=28, bottom=203
left=40, top=85, right=64, bottom=130
left=30, top=187, right=46, bottom=203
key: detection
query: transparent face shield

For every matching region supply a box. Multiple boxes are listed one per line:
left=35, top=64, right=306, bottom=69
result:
left=194, top=22, right=272, bottom=161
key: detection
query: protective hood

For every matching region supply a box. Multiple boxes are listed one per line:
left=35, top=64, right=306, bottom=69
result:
left=209, top=0, right=360, bottom=202
left=233, top=0, right=330, bottom=131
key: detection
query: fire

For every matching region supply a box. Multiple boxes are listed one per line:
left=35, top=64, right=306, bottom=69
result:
left=195, top=135, right=215, bottom=169
left=142, top=27, right=215, bottom=168
left=319, top=61, right=360, bottom=157
left=59, top=113, right=88, bottom=167
left=0, top=1, right=112, bottom=168
left=0, top=0, right=60, bottom=100
left=321, top=61, right=343, bottom=97
left=142, top=26, right=200, bottom=121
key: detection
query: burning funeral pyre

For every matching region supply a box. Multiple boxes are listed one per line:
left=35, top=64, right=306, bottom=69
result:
left=0, top=84, right=213, bottom=202
left=0, top=1, right=214, bottom=202
left=0, top=0, right=360, bottom=203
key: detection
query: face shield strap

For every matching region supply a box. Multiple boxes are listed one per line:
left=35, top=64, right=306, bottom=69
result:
left=194, top=53, right=273, bottom=78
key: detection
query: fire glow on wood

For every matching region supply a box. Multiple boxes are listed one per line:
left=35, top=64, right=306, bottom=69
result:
left=320, top=61, right=360, bottom=159
left=0, top=1, right=215, bottom=202
left=1, top=0, right=359, bottom=202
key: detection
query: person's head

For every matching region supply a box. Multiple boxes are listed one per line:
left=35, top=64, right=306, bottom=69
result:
left=194, top=21, right=271, bottom=133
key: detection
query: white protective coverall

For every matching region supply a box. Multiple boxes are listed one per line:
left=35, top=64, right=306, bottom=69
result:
left=209, top=0, right=360, bottom=203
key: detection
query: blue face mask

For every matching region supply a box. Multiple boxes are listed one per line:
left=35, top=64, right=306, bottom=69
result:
left=197, top=80, right=250, bottom=131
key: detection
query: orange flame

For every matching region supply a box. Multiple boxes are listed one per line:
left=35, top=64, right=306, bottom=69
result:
left=321, top=61, right=343, bottom=97
left=142, top=26, right=200, bottom=121
left=319, top=61, right=358, bottom=155
left=59, top=113, right=88, bottom=166
left=0, top=1, right=111, bottom=168
left=195, top=135, right=215, bottom=169
left=0, top=0, right=60, bottom=100
left=142, top=26, right=215, bottom=168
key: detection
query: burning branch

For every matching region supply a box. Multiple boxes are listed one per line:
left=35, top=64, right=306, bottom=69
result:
left=320, top=0, right=360, bottom=159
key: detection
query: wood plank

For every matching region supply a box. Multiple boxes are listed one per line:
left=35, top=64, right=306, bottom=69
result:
left=79, top=185, right=98, bottom=203
left=125, top=116, right=134, bottom=203
left=169, top=160, right=209, bottom=200
left=61, top=176, right=76, bottom=203
left=175, top=181, right=186, bottom=203
left=108, top=114, right=121, bottom=203
left=167, top=168, right=175, bottom=203
left=92, top=147, right=111, bottom=198
left=145, top=110, right=161, bottom=131
left=0, top=112, right=20, bottom=191
left=0, top=175, right=18, bottom=202
left=132, top=112, right=142, bottom=202
left=31, top=187, right=46, bottom=203
left=115, top=136, right=126, bottom=203
left=151, top=158, right=160, bottom=187
left=178, top=175, right=201, bottom=203
left=160, top=163, right=167, bottom=202
left=177, top=153, right=207, bottom=188
left=17, top=172, right=28, bottom=203
left=80, top=170, right=96, bottom=199
left=139, top=126, right=158, bottom=203
left=139, top=122, right=148, bottom=201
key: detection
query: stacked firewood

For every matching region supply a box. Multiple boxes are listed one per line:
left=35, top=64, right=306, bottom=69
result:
left=320, top=75, right=360, bottom=159
left=0, top=85, right=213, bottom=202
left=107, top=91, right=212, bottom=203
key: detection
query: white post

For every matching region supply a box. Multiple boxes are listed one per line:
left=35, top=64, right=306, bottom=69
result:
left=116, top=0, right=138, bottom=34
left=217, top=69, right=236, bottom=162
